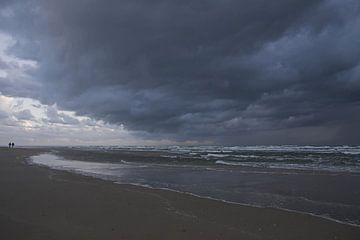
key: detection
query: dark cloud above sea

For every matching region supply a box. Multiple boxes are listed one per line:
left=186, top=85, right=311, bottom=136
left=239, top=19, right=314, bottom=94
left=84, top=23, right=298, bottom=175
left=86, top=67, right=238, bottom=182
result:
left=1, top=0, right=360, bottom=145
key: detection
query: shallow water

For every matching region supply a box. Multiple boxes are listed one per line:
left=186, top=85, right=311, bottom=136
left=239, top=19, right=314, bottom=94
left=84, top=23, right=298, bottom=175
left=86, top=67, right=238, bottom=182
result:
left=29, top=147, right=360, bottom=227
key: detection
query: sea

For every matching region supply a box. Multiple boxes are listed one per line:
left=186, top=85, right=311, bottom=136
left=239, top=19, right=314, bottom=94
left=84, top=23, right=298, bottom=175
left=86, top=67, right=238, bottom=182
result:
left=29, top=145, right=360, bottom=227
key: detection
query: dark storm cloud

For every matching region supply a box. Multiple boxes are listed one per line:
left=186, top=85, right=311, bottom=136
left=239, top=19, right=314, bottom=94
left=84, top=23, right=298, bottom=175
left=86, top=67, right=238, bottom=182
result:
left=1, top=0, right=360, bottom=144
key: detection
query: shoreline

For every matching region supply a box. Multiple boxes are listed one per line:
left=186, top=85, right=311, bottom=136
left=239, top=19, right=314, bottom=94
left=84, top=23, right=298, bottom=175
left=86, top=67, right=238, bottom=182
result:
left=112, top=183, right=360, bottom=229
left=29, top=150, right=360, bottom=228
left=1, top=147, right=360, bottom=239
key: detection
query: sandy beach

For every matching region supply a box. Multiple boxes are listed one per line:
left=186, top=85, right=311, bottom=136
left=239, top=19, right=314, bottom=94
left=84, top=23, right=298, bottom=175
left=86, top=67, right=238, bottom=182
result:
left=0, top=147, right=359, bottom=240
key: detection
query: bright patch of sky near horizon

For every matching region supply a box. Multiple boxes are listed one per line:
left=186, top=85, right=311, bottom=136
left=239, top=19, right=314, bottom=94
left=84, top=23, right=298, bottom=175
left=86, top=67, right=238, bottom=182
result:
left=0, top=94, right=121, bottom=145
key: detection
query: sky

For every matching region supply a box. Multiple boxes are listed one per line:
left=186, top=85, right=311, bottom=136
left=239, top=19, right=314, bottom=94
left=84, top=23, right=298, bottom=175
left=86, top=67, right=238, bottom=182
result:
left=0, top=0, right=359, bottom=146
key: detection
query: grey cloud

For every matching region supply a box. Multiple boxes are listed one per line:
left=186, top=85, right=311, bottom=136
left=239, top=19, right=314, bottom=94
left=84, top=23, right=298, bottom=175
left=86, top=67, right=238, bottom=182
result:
left=1, top=0, right=360, bottom=144
left=0, top=109, right=8, bottom=119
left=59, top=112, right=80, bottom=125
left=44, top=106, right=62, bottom=124
left=45, top=106, right=79, bottom=125
left=0, top=58, right=8, bottom=68
left=14, top=109, right=34, bottom=120
left=31, top=103, right=42, bottom=108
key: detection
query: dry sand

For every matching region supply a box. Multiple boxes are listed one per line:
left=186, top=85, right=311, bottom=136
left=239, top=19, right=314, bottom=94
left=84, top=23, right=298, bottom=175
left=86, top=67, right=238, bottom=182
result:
left=0, top=147, right=359, bottom=239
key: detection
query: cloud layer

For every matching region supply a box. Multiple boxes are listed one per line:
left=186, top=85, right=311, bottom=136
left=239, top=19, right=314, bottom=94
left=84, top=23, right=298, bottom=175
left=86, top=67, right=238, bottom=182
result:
left=1, top=0, right=360, bottom=145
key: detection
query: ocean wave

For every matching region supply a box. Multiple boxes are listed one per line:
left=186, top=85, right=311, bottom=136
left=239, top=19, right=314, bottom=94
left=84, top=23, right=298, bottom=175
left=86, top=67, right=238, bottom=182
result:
left=76, top=145, right=360, bottom=155
left=64, top=145, right=360, bottom=173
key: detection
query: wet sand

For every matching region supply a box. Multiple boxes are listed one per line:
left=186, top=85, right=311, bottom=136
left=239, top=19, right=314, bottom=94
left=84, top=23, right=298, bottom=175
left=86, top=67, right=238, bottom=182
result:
left=0, top=147, right=359, bottom=239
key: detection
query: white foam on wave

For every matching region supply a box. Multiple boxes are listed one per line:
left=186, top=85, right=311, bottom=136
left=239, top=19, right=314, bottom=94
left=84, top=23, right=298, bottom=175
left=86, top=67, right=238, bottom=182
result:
left=234, top=154, right=260, bottom=158
left=160, top=155, right=178, bottom=158
left=205, top=153, right=229, bottom=158
left=216, top=160, right=242, bottom=166
left=215, top=160, right=360, bottom=173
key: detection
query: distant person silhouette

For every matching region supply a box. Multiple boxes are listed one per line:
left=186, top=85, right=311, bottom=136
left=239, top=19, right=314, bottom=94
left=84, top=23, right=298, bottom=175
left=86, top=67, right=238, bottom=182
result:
left=11, top=142, right=14, bottom=148
left=8, top=142, right=11, bottom=148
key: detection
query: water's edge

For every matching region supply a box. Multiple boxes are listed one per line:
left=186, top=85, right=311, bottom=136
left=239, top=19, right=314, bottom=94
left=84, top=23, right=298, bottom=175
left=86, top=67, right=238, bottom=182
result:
left=26, top=152, right=360, bottom=228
